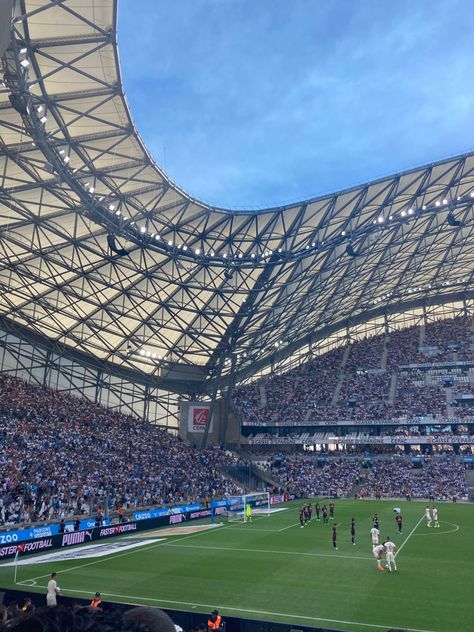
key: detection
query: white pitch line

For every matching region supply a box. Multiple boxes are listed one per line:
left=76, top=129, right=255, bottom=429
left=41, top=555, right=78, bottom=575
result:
left=412, top=521, right=460, bottom=536
left=225, top=527, right=284, bottom=532
left=25, top=585, right=440, bottom=632
left=166, top=542, right=371, bottom=561
left=395, top=512, right=425, bottom=558
left=278, top=522, right=301, bottom=531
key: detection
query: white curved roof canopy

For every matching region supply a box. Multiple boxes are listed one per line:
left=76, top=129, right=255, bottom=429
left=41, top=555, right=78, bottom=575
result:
left=1, top=0, right=474, bottom=391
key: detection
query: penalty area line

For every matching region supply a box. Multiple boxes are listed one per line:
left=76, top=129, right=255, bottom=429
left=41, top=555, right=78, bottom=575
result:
left=28, top=585, right=440, bottom=632
left=277, top=522, right=302, bottom=532
left=166, top=542, right=372, bottom=561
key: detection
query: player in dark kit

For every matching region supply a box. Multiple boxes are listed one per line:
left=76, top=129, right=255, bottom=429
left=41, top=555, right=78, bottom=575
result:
left=307, top=503, right=312, bottom=522
left=351, top=518, right=356, bottom=545
left=332, top=522, right=340, bottom=549
left=395, top=513, right=403, bottom=534
left=322, top=504, right=328, bottom=524
left=315, top=502, right=321, bottom=521
left=329, top=501, right=335, bottom=520
left=299, top=507, right=305, bottom=528
left=373, top=513, right=379, bottom=530
left=303, top=504, right=310, bottom=525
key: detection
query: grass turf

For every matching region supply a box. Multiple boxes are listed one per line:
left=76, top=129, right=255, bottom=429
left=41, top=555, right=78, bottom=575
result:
left=1, top=499, right=472, bottom=632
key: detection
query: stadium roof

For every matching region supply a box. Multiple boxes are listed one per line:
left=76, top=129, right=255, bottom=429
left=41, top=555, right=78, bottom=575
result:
left=1, top=0, right=474, bottom=393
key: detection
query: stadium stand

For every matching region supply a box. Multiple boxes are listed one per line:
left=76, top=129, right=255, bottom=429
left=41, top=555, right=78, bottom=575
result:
left=0, top=375, right=243, bottom=525
left=249, top=453, right=468, bottom=500
left=235, top=317, right=474, bottom=432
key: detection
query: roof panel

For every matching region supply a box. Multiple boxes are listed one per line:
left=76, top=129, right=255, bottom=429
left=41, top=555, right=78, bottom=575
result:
left=0, top=0, right=473, bottom=389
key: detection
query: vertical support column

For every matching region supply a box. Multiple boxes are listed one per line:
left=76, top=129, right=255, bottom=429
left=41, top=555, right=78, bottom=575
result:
left=42, top=350, right=52, bottom=388
left=143, top=384, right=150, bottom=423
left=94, top=369, right=102, bottom=404
left=422, top=304, right=428, bottom=326
left=219, top=353, right=237, bottom=447
left=201, top=351, right=226, bottom=449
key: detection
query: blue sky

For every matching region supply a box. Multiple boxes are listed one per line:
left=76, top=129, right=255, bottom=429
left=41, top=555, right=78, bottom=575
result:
left=119, top=0, right=474, bottom=209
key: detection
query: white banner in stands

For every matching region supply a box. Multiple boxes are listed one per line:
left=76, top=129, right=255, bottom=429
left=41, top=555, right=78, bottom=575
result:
left=188, top=405, right=212, bottom=433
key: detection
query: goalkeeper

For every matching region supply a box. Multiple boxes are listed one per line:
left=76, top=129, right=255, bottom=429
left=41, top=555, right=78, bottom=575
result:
left=245, top=502, right=252, bottom=523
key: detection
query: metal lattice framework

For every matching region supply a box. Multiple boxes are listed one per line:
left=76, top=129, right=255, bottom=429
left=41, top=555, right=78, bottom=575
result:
left=1, top=0, right=474, bottom=396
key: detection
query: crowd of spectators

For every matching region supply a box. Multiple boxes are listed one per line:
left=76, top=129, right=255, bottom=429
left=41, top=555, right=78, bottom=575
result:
left=0, top=599, right=186, bottom=632
left=234, top=316, right=474, bottom=428
left=233, top=347, right=344, bottom=425
left=263, top=455, right=361, bottom=497
left=359, top=456, right=468, bottom=500
left=252, top=451, right=468, bottom=500
left=0, top=374, right=242, bottom=526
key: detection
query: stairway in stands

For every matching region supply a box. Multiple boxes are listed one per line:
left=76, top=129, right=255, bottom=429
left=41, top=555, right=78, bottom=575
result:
left=380, top=334, right=389, bottom=370
left=388, top=372, right=398, bottom=405
left=331, top=344, right=352, bottom=406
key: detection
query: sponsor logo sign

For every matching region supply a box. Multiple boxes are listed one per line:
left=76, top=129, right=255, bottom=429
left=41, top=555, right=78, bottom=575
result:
left=98, top=523, right=137, bottom=538
left=2, top=539, right=163, bottom=567
left=0, top=538, right=53, bottom=558
left=62, top=530, right=93, bottom=546
left=270, top=495, right=285, bottom=505
left=169, top=513, right=185, bottom=524
left=190, top=509, right=212, bottom=519
left=187, top=404, right=212, bottom=433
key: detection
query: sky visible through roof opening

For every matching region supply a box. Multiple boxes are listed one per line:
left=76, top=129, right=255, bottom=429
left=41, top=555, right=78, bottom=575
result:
left=119, top=0, right=474, bottom=210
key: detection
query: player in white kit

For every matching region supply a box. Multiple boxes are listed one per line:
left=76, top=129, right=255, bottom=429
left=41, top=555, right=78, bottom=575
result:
left=370, top=526, right=380, bottom=545
left=432, top=506, right=439, bottom=528
left=425, top=506, right=432, bottom=527
left=46, top=572, right=60, bottom=607
left=383, top=538, right=397, bottom=572
left=373, top=544, right=385, bottom=571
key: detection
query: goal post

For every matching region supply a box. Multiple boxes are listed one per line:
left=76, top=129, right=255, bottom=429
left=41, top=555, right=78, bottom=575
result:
left=224, top=491, right=270, bottom=523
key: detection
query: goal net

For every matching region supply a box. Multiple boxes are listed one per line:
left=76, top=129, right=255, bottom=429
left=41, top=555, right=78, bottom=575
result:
left=226, top=492, right=270, bottom=522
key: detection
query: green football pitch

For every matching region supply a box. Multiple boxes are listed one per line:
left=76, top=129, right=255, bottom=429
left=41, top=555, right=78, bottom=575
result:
left=1, top=499, right=472, bottom=632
